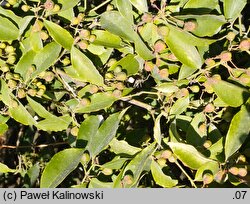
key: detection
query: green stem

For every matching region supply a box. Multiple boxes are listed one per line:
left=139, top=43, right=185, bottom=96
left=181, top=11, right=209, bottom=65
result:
left=89, top=0, right=112, bottom=13
left=175, top=160, right=197, bottom=188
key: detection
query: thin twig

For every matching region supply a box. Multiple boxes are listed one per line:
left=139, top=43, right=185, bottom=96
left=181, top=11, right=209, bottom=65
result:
left=0, top=141, right=68, bottom=149
left=89, top=0, right=112, bottom=13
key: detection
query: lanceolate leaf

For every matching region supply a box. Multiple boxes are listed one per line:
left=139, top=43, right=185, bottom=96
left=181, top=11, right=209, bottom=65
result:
left=123, top=142, right=156, bottom=187
left=109, top=138, right=141, bottom=155
left=0, top=17, right=19, bottom=41
left=224, top=0, right=247, bottom=20
left=57, top=0, right=80, bottom=11
left=44, top=20, right=74, bottom=50
left=165, top=24, right=202, bottom=69
left=195, top=161, right=219, bottom=181
left=0, top=162, right=15, bottom=173
left=209, top=78, right=250, bottom=107
left=151, top=160, right=178, bottom=187
left=40, top=148, right=84, bottom=188
left=129, top=0, right=148, bottom=12
left=225, top=105, right=250, bottom=160
left=116, top=0, right=134, bottom=25
left=92, top=30, right=123, bottom=48
left=170, top=95, right=189, bottom=116
left=71, top=46, right=104, bottom=86
left=168, top=142, right=213, bottom=170
left=153, top=113, right=163, bottom=145
left=87, top=109, right=128, bottom=157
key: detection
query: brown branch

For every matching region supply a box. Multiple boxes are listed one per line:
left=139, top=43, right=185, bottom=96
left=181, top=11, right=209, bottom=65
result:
left=0, top=141, right=68, bottom=149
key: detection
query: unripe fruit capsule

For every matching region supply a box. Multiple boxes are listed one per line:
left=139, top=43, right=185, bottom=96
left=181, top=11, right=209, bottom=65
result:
left=80, top=29, right=91, bottom=39
left=219, top=51, right=232, bottom=62
left=161, top=150, right=172, bottom=159
left=80, top=98, right=91, bottom=106
left=112, top=89, right=122, bottom=98
left=123, top=175, right=133, bottom=185
left=184, top=20, right=197, bottom=32
left=157, top=26, right=169, bottom=37
left=17, top=89, right=26, bottom=99
left=203, top=140, right=212, bottom=149
left=105, top=72, right=114, bottom=79
left=5, top=45, right=15, bottom=53
left=226, top=32, right=236, bottom=41
left=237, top=155, right=246, bottom=163
left=204, top=103, right=215, bottom=113
left=21, top=5, right=30, bottom=12
left=202, top=173, right=214, bottom=185
left=81, top=153, right=90, bottom=164
left=28, top=89, right=37, bottom=97
left=190, top=85, right=200, bottom=93
left=238, top=168, right=247, bottom=177
left=7, top=79, right=17, bottom=89
left=70, top=126, right=79, bottom=136
left=40, top=31, right=49, bottom=40
left=89, top=34, right=96, bottom=43
left=44, top=0, right=54, bottom=10
left=205, top=58, right=216, bottom=67
left=52, top=4, right=60, bottom=12
left=116, top=72, right=127, bottom=81
left=62, top=57, right=71, bottom=66
left=229, top=167, right=239, bottom=175
left=78, top=40, right=88, bottom=50
left=102, top=168, right=113, bottom=176
left=159, top=69, right=169, bottom=79
left=239, top=39, right=250, bottom=51
left=142, top=13, right=153, bottom=23
left=144, top=61, right=154, bottom=72
left=154, top=40, right=166, bottom=53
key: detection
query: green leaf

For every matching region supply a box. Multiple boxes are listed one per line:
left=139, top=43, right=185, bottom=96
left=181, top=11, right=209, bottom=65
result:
left=184, top=0, right=218, bottom=9
left=44, top=20, right=74, bottom=50
left=100, top=11, right=153, bottom=60
left=224, top=0, right=247, bottom=20
left=109, top=54, right=139, bottom=76
left=77, top=115, right=101, bottom=148
left=168, top=142, right=213, bottom=170
left=225, top=105, right=250, bottom=160
left=57, top=0, right=80, bottom=11
left=102, top=157, right=128, bottom=170
left=178, top=64, right=198, bottom=80
left=177, top=15, right=226, bottom=37
left=153, top=113, right=163, bottom=146
left=0, top=162, right=15, bottom=173
left=75, top=92, right=117, bottom=113
left=165, top=24, right=202, bottom=69
left=169, top=121, right=182, bottom=142
left=109, top=138, right=141, bottom=156
left=170, top=95, right=189, bottom=115
left=71, top=46, right=104, bottom=86
left=1, top=80, right=35, bottom=126
left=18, top=16, right=34, bottom=38
left=36, top=115, right=72, bottom=132
left=32, top=42, right=61, bottom=77
left=123, top=142, right=156, bottom=187
left=129, top=0, right=148, bottom=12
left=209, top=78, right=250, bottom=107
left=40, top=148, right=84, bottom=188
left=0, top=16, right=19, bottom=40
left=0, top=7, right=21, bottom=24
left=151, top=160, right=178, bottom=187
left=87, top=110, right=127, bottom=157
left=195, top=161, right=219, bottom=181
left=92, top=30, right=123, bottom=48
left=30, top=31, right=43, bottom=51
left=88, top=178, right=113, bottom=188
left=155, top=83, right=179, bottom=94
left=207, top=138, right=224, bottom=161
left=15, top=50, right=36, bottom=81
left=186, top=112, right=206, bottom=146
left=0, top=123, right=8, bottom=135
left=116, top=0, right=134, bottom=25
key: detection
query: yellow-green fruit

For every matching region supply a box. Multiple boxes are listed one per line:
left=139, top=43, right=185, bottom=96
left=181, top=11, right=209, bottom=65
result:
left=203, top=140, right=212, bottom=149
left=5, top=45, right=15, bottom=54
left=21, top=5, right=30, bottom=12
left=229, top=167, right=239, bottom=176
left=44, top=0, right=54, bottom=10
left=52, top=4, right=60, bottom=12
left=1, top=64, right=10, bottom=72
left=226, top=32, right=236, bottom=41
left=154, top=40, right=166, bottom=53
left=199, top=123, right=207, bottom=135
left=78, top=40, right=88, bottom=50
left=190, top=85, right=200, bottom=93
left=161, top=150, right=172, bottom=160
left=13, top=73, right=20, bottom=80
left=237, top=155, right=246, bottom=163
left=71, top=17, right=81, bottom=25
left=106, top=4, right=114, bottom=11
left=202, top=173, right=214, bottom=185
left=122, top=175, right=134, bottom=185
left=32, top=20, right=44, bottom=33
left=80, top=98, right=91, bottom=106
left=184, top=20, right=197, bottom=32
left=7, top=79, right=17, bottom=89
left=79, top=29, right=90, bottom=39
left=159, top=68, right=169, bottom=79
left=204, top=103, right=215, bottom=113
left=157, top=158, right=166, bottom=167
left=238, top=168, right=248, bottom=177
left=62, top=57, right=71, bottom=66
left=81, top=153, right=90, bottom=165
left=114, top=66, right=122, bottom=73
left=142, top=13, right=153, bottom=23
left=40, top=31, right=49, bottom=40
left=214, top=170, right=226, bottom=184
left=157, top=26, right=169, bottom=37
left=116, top=72, right=127, bottom=81
left=168, top=155, right=176, bottom=163
left=203, top=81, right=213, bottom=94
left=239, top=39, right=250, bottom=51
left=27, top=89, right=37, bottom=97
left=89, top=34, right=96, bottom=43
left=114, top=82, right=125, bottom=90
left=5, top=72, right=13, bottom=80
left=107, top=58, right=117, bottom=67
left=43, top=71, right=55, bottom=82
left=144, top=61, right=154, bottom=72
left=205, top=58, right=216, bottom=67
left=70, top=126, right=79, bottom=136
left=7, top=55, right=16, bottom=64
left=8, top=0, right=17, bottom=6
left=112, top=89, right=122, bottom=98
left=17, top=89, right=26, bottom=99
left=89, top=85, right=99, bottom=94
left=219, top=51, right=232, bottom=62
left=36, top=88, right=45, bottom=96
left=102, top=168, right=113, bottom=176
left=10, top=99, right=18, bottom=108
left=0, top=43, right=6, bottom=49
left=105, top=72, right=114, bottom=79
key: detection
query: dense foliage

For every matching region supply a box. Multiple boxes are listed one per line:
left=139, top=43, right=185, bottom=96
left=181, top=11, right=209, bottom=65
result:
left=0, top=0, right=250, bottom=188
